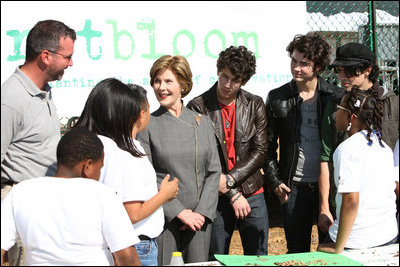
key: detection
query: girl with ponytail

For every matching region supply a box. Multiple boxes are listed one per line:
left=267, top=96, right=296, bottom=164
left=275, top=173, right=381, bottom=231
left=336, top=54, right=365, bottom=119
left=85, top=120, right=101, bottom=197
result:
left=318, top=87, right=398, bottom=253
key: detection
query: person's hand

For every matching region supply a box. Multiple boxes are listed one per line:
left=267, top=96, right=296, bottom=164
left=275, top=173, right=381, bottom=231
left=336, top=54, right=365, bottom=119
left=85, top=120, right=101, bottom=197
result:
left=274, top=183, right=291, bottom=204
left=318, top=211, right=334, bottom=233
left=177, top=209, right=205, bottom=231
left=159, top=174, right=179, bottom=201
left=317, top=242, right=342, bottom=254
left=219, top=174, right=229, bottom=195
left=230, top=193, right=251, bottom=219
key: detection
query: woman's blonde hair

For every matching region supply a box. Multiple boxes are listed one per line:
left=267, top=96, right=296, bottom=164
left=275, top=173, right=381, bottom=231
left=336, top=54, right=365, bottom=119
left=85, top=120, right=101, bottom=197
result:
left=150, top=55, right=193, bottom=98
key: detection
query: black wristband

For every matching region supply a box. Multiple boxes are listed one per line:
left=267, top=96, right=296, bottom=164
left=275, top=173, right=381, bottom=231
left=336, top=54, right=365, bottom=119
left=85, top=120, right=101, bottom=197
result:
left=225, top=188, right=240, bottom=200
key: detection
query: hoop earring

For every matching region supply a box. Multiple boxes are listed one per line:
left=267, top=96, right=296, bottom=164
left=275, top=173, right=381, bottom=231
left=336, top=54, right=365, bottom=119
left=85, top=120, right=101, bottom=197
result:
left=346, top=122, right=352, bottom=132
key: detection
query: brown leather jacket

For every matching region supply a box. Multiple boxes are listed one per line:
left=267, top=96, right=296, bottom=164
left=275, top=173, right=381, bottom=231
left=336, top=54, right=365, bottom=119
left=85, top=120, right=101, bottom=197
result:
left=186, top=82, right=267, bottom=197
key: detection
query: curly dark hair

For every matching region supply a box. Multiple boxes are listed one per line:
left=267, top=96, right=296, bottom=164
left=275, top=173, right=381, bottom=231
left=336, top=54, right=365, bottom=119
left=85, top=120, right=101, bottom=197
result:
left=57, top=128, right=103, bottom=168
left=344, top=86, right=384, bottom=147
left=217, top=45, right=256, bottom=84
left=286, top=32, right=330, bottom=72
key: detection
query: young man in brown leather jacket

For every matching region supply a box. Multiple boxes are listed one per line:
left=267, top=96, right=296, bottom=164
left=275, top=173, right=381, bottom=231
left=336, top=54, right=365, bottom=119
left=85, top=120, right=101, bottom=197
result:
left=187, top=45, right=269, bottom=259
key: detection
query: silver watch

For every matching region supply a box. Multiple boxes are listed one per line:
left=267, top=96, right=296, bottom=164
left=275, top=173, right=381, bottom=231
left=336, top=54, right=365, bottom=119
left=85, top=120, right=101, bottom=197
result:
left=226, top=175, right=235, bottom=188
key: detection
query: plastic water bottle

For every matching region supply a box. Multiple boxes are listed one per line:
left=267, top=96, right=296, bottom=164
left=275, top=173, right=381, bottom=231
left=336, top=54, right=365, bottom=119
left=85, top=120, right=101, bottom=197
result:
left=170, top=251, right=184, bottom=265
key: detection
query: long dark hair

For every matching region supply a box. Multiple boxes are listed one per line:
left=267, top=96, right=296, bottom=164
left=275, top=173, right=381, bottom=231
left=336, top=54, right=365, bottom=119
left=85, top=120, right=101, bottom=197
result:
left=74, top=78, right=148, bottom=157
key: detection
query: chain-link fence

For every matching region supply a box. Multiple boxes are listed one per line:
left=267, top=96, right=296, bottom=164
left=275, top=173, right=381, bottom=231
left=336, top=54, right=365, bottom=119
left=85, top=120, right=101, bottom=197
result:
left=307, top=1, right=399, bottom=94
left=60, top=1, right=399, bottom=135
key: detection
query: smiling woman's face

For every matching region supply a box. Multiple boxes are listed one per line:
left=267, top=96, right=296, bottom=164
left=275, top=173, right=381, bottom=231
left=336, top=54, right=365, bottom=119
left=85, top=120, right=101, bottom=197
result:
left=152, top=68, right=182, bottom=111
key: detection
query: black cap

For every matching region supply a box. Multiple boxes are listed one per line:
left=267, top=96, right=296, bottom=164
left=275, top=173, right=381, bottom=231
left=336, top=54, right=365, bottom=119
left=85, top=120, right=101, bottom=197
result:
left=329, top=43, right=375, bottom=68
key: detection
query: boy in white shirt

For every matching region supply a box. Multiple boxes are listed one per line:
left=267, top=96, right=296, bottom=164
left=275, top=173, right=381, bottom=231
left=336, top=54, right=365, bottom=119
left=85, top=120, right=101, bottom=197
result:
left=1, top=128, right=141, bottom=266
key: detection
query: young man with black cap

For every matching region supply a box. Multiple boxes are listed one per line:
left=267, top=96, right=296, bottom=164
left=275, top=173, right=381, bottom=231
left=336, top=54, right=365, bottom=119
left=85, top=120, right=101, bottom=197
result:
left=318, top=42, right=399, bottom=234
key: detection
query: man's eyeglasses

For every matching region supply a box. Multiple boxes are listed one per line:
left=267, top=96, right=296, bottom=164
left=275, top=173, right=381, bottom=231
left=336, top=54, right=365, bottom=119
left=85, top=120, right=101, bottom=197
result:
left=47, top=50, right=72, bottom=62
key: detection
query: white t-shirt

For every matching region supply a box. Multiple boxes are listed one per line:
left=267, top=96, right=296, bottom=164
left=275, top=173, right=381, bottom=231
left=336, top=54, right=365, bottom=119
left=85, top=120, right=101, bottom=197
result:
left=394, top=139, right=399, bottom=183
left=1, top=177, right=139, bottom=266
left=98, top=135, right=164, bottom=238
left=330, top=131, right=398, bottom=248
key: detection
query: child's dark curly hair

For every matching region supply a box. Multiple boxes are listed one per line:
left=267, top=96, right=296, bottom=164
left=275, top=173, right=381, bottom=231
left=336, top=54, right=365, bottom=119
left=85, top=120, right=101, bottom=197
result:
left=57, top=128, right=104, bottom=168
left=345, top=86, right=384, bottom=147
left=286, top=32, right=330, bottom=72
left=216, top=45, right=256, bottom=84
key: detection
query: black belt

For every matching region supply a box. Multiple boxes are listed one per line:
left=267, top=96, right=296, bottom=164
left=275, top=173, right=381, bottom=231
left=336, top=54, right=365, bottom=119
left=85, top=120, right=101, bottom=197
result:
left=292, top=181, right=318, bottom=188
left=138, top=235, right=151, bottom=241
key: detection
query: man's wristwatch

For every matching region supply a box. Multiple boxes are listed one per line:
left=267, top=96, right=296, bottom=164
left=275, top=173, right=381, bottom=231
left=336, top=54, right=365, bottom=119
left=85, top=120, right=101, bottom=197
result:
left=226, top=175, right=235, bottom=189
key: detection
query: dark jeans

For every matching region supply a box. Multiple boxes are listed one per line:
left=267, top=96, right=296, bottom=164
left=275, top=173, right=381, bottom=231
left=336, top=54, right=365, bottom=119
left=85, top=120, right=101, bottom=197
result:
left=282, top=181, right=329, bottom=253
left=209, top=192, right=269, bottom=260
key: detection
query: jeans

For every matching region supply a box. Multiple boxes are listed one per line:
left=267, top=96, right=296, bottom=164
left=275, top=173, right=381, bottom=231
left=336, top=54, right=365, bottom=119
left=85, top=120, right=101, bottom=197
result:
left=209, top=192, right=269, bottom=260
left=282, top=181, right=328, bottom=253
left=134, top=238, right=158, bottom=266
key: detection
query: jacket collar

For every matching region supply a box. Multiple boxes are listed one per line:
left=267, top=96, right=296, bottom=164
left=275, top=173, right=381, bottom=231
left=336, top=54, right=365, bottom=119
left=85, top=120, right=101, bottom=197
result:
left=206, top=82, right=248, bottom=163
left=289, top=76, right=333, bottom=95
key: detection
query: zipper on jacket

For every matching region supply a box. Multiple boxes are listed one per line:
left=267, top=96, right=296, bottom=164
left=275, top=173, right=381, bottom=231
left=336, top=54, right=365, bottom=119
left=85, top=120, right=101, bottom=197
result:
left=288, top=95, right=301, bottom=189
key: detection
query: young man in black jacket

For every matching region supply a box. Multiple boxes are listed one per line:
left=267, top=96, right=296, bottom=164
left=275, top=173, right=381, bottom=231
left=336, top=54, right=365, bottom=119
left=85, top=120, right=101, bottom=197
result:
left=264, top=32, right=344, bottom=253
left=187, top=46, right=269, bottom=259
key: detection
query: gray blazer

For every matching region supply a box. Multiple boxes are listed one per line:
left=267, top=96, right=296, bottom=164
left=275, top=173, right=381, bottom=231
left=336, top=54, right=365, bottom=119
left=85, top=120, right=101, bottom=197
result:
left=137, top=106, right=221, bottom=223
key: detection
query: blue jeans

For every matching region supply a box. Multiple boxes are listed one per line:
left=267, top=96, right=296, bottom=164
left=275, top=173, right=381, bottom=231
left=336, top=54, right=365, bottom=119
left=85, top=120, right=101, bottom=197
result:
left=209, top=192, right=269, bottom=260
left=282, top=181, right=328, bottom=253
left=134, top=238, right=158, bottom=266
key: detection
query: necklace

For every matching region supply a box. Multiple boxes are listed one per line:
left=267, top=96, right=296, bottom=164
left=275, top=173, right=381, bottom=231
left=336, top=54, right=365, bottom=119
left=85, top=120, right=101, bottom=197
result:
left=220, top=103, right=235, bottom=129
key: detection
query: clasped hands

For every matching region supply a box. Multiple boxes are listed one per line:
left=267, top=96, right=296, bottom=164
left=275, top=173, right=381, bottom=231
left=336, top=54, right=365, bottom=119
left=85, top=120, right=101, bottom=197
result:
left=177, top=209, right=205, bottom=231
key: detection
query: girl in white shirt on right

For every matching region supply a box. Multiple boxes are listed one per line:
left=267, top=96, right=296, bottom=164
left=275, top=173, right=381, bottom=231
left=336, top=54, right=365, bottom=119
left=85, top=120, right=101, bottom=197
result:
left=318, top=87, right=398, bottom=253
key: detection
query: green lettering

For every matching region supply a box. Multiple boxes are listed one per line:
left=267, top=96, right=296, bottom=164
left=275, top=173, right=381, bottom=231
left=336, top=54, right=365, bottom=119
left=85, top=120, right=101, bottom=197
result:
left=106, top=19, right=134, bottom=60
left=137, top=19, right=164, bottom=59
left=63, top=80, right=71, bottom=87
left=231, top=32, right=260, bottom=58
left=204, top=30, right=225, bottom=58
left=194, top=74, right=201, bottom=84
left=72, top=78, right=79, bottom=87
left=173, top=30, right=195, bottom=57
left=77, top=20, right=102, bottom=60
left=88, top=79, right=95, bottom=87
left=6, top=29, right=29, bottom=61
left=209, top=76, right=216, bottom=84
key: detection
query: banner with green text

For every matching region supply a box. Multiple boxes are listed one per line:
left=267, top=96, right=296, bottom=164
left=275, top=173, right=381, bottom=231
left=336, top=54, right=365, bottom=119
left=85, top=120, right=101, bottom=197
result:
left=1, top=1, right=308, bottom=118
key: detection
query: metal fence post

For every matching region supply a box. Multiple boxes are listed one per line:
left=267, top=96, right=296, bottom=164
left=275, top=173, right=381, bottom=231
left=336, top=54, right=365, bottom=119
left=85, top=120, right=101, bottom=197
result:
left=368, top=1, right=378, bottom=63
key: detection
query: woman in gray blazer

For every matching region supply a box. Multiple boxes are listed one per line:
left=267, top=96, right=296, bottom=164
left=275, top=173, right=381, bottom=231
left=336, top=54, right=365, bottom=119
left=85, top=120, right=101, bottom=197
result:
left=137, top=55, right=221, bottom=265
